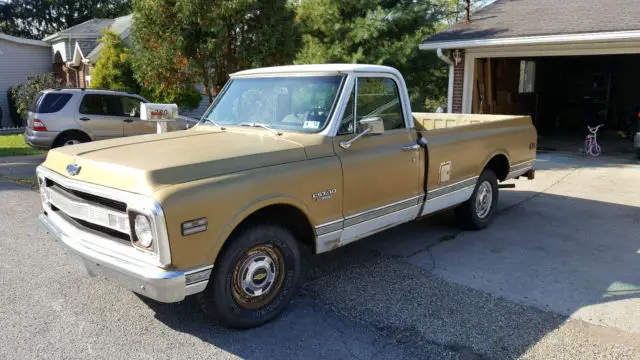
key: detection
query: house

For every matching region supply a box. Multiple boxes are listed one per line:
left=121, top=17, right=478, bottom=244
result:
left=0, top=34, right=51, bottom=127
left=420, top=0, right=640, bottom=146
left=43, top=14, right=209, bottom=120
left=43, top=14, right=133, bottom=88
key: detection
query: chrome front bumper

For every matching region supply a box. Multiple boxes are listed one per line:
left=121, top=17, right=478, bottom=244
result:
left=39, top=211, right=211, bottom=303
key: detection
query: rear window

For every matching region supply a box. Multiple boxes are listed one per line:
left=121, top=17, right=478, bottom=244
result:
left=31, top=93, right=73, bottom=114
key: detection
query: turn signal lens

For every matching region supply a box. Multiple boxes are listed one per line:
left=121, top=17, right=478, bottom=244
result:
left=33, top=119, right=47, bottom=131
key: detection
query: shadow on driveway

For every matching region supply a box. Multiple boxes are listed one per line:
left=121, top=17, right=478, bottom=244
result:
left=140, top=188, right=640, bottom=359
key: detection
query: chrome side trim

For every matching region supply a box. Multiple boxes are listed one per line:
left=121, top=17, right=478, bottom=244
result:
left=506, top=160, right=535, bottom=180
left=506, top=166, right=533, bottom=180
left=427, top=177, right=478, bottom=200
left=36, top=166, right=171, bottom=267
left=421, top=186, right=475, bottom=216
left=344, top=195, right=420, bottom=227
left=315, top=219, right=344, bottom=236
left=340, top=205, right=419, bottom=246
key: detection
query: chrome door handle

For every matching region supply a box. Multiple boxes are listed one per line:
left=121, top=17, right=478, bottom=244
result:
left=79, top=117, right=90, bottom=121
left=123, top=119, right=134, bottom=123
left=402, top=144, right=421, bottom=151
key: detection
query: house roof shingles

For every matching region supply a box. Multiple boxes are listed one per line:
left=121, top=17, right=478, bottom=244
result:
left=424, top=0, right=640, bottom=44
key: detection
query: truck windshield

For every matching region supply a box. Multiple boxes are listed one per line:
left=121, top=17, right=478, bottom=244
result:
left=201, top=76, right=344, bottom=133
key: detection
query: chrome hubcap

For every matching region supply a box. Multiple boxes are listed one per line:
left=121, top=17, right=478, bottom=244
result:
left=475, top=181, right=493, bottom=219
left=238, top=253, right=277, bottom=297
left=232, top=245, right=285, bottom=309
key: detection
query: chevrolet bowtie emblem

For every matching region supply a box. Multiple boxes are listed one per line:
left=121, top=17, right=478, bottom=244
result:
left=66, top=163, right=81, bottom=176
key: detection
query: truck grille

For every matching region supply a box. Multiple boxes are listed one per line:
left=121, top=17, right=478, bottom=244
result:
left=43, top=179, right=131, bottom=242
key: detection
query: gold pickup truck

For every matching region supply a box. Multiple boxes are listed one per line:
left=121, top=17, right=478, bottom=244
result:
left=37, top=64, right=536, bottom=328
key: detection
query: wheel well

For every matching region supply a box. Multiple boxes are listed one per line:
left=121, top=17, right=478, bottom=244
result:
left=53, top=129, right=91, bottom=147
left=228, top=204, right=315, bottom=248
left=484, top=154, right=509, bottom=181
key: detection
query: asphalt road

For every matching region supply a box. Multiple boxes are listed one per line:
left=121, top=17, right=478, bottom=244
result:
left=1, top=153, right=639, bottom=359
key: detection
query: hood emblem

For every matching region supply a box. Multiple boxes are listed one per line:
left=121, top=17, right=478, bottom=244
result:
left=66, top=163, right=81, bottom=176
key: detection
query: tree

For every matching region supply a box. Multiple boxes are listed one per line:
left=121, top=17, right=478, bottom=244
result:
left=0, top=0, right=131, bottom=40
left=11, top=73, right=63, bottom=123
left=131, top=0, right=300, bottom=107
left=295, top=0, right=450, bottom=111
left=90, top=30, right=139, bottom=93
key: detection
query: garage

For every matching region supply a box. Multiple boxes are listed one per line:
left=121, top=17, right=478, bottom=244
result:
left=420, top=0, right=640, bottom=156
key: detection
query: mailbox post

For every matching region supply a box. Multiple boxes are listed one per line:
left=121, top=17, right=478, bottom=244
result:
left=140, top=103, right=179, bottom=134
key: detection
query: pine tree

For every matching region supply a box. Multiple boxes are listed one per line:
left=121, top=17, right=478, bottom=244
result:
left=295, top=0, right=449, bottom=111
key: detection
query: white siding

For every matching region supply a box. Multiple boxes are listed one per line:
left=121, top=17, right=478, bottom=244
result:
left=0, top=38, right=52, bottom=127
left=52, top=41, right=68, bottom=61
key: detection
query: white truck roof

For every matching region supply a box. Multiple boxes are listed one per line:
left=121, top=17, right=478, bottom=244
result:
left=231, top=64, right=402, bottom=78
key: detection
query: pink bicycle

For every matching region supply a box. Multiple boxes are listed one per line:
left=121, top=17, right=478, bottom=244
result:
left=584, top=124, right=604, bottom=157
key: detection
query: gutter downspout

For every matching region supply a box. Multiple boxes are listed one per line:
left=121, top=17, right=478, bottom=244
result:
left=437, top=48, right=455, bottom=113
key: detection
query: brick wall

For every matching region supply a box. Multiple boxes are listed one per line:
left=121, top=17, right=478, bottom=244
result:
left=451, top=49, right=465, bottom=113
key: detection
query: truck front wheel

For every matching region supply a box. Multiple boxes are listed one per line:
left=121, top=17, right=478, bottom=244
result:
left=455, top=169, right=499, bottom=230
left=198, top=224, right=301, bottom=329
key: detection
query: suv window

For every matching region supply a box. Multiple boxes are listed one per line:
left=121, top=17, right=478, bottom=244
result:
left=79, top=94, right=122, bottom=116
left=356, top=77, right=405, bottom=131
left=31, top=93, right=72, bottom=114
left=120, top=96, right=143, bottom=117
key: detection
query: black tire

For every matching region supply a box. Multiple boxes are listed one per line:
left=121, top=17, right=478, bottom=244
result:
left=52, top=132, right=89, bottom=148
left=636, top=149, right=640, bottom=160
left=455, top=169, right=499, bottom=230
left=197, top=223, right=301, bottom=329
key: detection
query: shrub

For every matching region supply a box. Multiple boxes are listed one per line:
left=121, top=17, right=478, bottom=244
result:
left=10, top=73, right=63, bottom=123
left=6, top=86, right=22, bottom=127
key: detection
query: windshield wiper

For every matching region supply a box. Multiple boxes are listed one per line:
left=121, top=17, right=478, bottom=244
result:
left=238, top=122, right=282, bottom=136
left=199, top=118, right=225, bottom=130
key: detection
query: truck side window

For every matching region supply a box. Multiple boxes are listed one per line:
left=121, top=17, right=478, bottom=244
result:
left=338, top=89, right=355, bottom=135
left=356, top=77, right=405, bottom=131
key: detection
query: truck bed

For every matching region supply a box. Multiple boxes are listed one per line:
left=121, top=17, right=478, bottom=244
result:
left=412, top=113, right=528, bottom=131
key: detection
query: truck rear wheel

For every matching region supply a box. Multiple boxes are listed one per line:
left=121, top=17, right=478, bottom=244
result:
left=197, top=224, right=301, bottom=329
left=455, top=169, right=499, bottom=230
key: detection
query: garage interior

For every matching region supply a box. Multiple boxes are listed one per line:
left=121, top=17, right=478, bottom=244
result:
left=472, top=55, right=640, bottom=153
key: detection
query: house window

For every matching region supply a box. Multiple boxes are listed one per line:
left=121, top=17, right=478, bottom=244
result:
left=519, top=60, right=536, bottom=93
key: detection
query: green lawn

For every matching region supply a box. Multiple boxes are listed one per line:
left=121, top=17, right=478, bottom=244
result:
left=0, top=134, right=45, bottom=157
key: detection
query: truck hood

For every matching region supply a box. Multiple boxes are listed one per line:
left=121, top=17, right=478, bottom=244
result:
left=42, top=128, right=306, bottom=195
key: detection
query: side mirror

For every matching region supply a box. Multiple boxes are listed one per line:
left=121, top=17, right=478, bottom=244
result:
left=340, top=117, right=385, bottom=149
left=358, top=117, right=384, bottom=135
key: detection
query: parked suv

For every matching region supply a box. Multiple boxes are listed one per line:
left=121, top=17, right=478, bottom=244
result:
left=24, top=89, right=196, bottom=149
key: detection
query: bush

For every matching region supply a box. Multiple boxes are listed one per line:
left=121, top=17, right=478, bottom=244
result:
left=6, top=86, right=22, bottom=127
left=10, top=73, right=63, bottom=123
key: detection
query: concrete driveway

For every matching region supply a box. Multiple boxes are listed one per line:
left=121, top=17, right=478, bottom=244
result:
left=0, top=153, right=638, bottom=359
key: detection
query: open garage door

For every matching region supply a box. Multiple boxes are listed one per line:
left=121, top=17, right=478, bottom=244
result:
left=472, top=55, right=640, bottom=154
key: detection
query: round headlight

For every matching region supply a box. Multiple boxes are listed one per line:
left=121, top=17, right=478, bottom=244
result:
left=134, top=215, right=154, bottom=248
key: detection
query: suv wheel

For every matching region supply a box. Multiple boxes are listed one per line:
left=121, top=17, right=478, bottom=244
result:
left=198, top=223, right=301, bottom=329
left=53, top=133, right=89, bottom=148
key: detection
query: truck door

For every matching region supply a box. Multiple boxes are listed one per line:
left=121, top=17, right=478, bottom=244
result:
left=334, top=76, right=422, bottom=243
